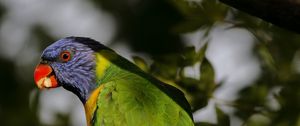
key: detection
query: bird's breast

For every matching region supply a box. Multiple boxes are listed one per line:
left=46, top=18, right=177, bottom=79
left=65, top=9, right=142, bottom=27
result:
left=84, top=85, right=104, bottom=126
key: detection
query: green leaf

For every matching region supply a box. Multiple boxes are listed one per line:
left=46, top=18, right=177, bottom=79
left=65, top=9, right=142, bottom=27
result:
left=180, top=43, right=208, bottom=66
left=245, top=114, right=271, bottom=126
left=170, top=0, right=228, bottom=33
left=132, top=56, right=149, bottom=72
left=234, top=84, right=269, bottom=120
left=197, top=43, right=208, bottom=62
left=181, top=46, right=197, bottom=66
left=255, top=42, right=277, bottom=72
left=200, top=58, right=215, bottom=88
left=215, top=106, right=230, bottom=126
left=182, top=58, right=215, bottom=110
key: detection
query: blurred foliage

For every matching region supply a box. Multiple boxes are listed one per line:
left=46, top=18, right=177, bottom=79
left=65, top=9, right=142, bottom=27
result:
left=0, top=0, right=300, bottom=126
left=0, top=2, right=38, bottom=126
left=127, top=0, right=300, bottom=125
left=171, top=0, right=228, bottom=33
left=92, top=0, right=185, bottom=55
left=0, top=58, right=40, bottom=126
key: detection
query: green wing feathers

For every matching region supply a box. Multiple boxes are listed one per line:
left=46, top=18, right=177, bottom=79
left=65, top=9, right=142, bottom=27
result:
left=93, top=75, right=194, bottom=126
left=91, top=51, right=194, bottom=126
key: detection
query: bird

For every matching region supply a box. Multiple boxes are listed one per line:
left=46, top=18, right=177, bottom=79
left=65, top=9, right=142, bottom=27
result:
left=33, top=37, right=194, bottom=126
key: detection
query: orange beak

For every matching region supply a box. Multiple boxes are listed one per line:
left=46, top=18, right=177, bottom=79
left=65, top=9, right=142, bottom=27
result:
left=34, top=64, right=58, bottom=89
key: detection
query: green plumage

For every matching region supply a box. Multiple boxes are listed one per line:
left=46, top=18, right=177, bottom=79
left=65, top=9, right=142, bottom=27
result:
left=89, top=50, right=194, bottom=126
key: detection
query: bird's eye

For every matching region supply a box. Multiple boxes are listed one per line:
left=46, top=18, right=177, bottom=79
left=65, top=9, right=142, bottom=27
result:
left=60, top=51, right=72, bottom=62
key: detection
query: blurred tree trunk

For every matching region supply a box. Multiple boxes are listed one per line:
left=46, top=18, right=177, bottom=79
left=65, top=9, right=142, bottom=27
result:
left=219, top=0, right=300, bottom=33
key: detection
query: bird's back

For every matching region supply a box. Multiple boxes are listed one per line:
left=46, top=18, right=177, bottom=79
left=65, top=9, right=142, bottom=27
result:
left=88, top=50, right=194, bottom=126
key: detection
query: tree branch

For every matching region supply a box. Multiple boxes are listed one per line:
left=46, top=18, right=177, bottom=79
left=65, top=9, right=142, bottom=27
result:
left=219, top=0, right=300, bottom=33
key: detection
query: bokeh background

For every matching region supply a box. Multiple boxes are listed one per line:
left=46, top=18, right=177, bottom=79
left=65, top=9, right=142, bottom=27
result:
left=0, top=0, right=299, bottom=126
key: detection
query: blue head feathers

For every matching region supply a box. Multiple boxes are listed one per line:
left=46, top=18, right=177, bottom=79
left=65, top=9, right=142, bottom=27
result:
left=40, top=37, right=106, bottom=103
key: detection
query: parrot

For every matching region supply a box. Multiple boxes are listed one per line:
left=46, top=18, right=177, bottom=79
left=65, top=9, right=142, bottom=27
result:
left=33, top=37, right=194, bottom=126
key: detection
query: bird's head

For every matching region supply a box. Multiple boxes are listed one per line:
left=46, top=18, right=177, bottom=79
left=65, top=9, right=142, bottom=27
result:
left=34, top=37, right=108, bottom=102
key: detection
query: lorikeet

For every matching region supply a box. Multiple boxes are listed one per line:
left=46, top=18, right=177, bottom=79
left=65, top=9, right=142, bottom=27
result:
left=34, top=37, right=194, bottom=126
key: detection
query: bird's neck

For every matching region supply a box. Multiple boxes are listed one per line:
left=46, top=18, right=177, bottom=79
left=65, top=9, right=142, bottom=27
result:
left=82, top=49, right=144, bottom=104
left=94, top=50, right=122, bottom=83
left=83, top=50, right=122, bottom=101
left=83, top=50, right=123, bottom=125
